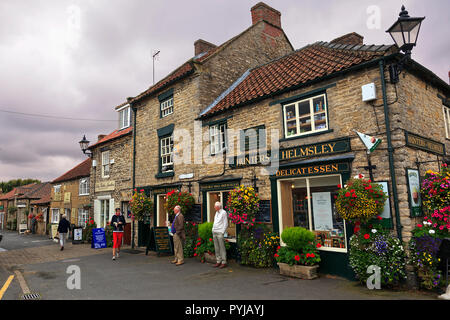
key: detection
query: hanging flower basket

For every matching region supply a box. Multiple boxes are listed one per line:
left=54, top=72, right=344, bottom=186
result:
left=226, top=185, right=260, bottom=229
left=130, top=189, right=153, bottom=221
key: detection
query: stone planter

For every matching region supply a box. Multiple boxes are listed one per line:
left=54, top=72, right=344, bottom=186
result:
left=277, top=262, right=319, bottom=280
left=204, top=252, right=216, bottom=264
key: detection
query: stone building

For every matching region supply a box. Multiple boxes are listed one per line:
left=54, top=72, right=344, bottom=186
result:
left=198, top=32, right=450, bottom=279
left=86, top=124, right=133, bottom=245
left=29, top=182, right=52, bottom=235
left=119, top=2, right=294, bottom=246
left=50, top=158, right=92, bottom=235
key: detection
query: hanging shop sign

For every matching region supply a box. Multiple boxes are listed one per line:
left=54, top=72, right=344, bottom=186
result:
left=405, top=131, right=445, bottom=156
left=355, top=131, right=381, bottom=153
left=406, top=168, right=422, bottom=217
left=275, top=162, right=349, bottom=178
left=95, top=181, right=116, bottom=192
left=228, top=138, right=351, bottom=168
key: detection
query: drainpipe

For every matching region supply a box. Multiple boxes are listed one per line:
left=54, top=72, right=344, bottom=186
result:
left=131, top=104, right=137, bottom=249
left=379, top=59, right=403, bottom=240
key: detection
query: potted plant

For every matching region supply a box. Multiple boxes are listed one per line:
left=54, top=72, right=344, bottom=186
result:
left=275, top=227, right=321, bottom=279
left=194, top=222, right=230, bottom=263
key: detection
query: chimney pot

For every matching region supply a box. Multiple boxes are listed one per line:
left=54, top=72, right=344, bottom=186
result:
left=251, top=2, right=281, bottom=28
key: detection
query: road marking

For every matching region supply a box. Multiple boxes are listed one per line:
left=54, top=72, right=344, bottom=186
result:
left=14, top=270, right=30, bottom=295
left=31, top=240, right=51, bottom=243
left=62, top=259, right=80, bottom=263
left=0, top=275, right=14, bottom=300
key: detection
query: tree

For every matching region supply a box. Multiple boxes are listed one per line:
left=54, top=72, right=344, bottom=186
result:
left=0, top=179, right=41, bottom=193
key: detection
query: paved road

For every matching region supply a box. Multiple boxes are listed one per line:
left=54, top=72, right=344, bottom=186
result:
left=0, top=231, right=439, bottom=300
left=0, top=230, right=54, bottom=251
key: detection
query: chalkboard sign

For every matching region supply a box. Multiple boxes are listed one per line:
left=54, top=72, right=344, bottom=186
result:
left=185, top=204, right=202, bottom=222
left=151, top=227, right=173, bottom=256
left=91, top=228, right=107, bottom=249
left=255, top=200, right=271, bottom=223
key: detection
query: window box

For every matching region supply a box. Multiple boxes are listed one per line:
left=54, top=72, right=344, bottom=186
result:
left=277, top=262, right=319, bottom=280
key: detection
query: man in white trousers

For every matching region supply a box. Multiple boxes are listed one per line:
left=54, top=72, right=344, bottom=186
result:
left=212, top=201, right=228, bottom=269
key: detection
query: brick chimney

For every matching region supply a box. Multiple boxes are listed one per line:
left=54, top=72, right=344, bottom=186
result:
left=194, top=39, right=217, bottom=56
left=251, top=2, right=281, bottom=28
left=98, top=134, right=106, bottom=142
left=330, top=32, right=364, bottom=45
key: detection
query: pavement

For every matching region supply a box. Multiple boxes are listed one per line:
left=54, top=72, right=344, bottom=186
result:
left=0, top=230, right=440, bottom=300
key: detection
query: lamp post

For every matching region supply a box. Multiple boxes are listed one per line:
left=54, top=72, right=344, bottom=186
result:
left=385, top=5, right=425, bottom=83
left=79, top=135, right=92, bottom=158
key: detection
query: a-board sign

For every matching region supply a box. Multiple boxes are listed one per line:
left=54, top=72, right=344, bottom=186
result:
left=255, top=200, right=271, bottom=223
left=185, top=204, right=202, bottom=222
left=151, top=227, right=173, bottom=255
left=72, top=227, right=83, bottom=244
left=91, top=228, right=107, bottom=249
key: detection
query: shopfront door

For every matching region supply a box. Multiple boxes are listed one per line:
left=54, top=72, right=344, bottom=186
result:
left=207, top=191, right=235, bottom=240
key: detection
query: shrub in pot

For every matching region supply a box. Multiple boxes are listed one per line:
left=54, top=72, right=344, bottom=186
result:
left=275, top=227, right=321, bottom=279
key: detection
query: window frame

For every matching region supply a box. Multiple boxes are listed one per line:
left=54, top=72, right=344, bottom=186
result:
left=53, top=185, right=61, bottom=194
left=118, top=105, right=131, bottom=130
left=78, top=208, right=88, bottom=227
left=51, top=208, right=60, bottom=224
left=79, top=178, right=90, bottom=196
left=283, top=93, right=329, bottom=139
left=443, top=105, right=450, bottom=139
left=101, top=151, right=110, bottom=178
left=159, top=134, right=174, bottom=173
left=209, top=122, right=227, bottom=156
left=160, top=96, right=174, bottom=118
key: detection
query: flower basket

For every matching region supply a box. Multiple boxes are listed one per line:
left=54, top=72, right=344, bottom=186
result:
left=277, top=262, right=318, bottom=280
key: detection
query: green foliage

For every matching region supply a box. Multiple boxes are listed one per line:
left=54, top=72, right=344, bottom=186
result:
left=82, top=219, right=97, bottom=243
left=8, top=206, right=17, bottom=215
left=193, top=235, right=230, bottom=261
left=349, top=224, right=406, bottom=287
left=183, top=221, right=199, bottom=258
left=130, top=189, right=153, bottom=221
left=281, top=227, right=315, bottom=252
left=238, top=227, right=280, bottom=268
left=0, top=179, right=41, bottom=193
left=198, top=222, right=213, bottom=241
left=105, top=224, right=113, bottom=247
left=165, top=190, right=195, bottom=216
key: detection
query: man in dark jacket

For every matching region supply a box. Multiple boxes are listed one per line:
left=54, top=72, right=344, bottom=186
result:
left=57, top=214, right=71, bottom=251
left=111, top=208, right=126, bottom=260
left=170, top=205, right=185, bottom=266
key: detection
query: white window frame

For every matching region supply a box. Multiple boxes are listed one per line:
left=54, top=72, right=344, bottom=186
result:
left=51, top=208, right=60, bottom=224
left=101, top=151, right=110, bottom=178
left=118, top=105, right=131, bottom=129
left=283, top=93, right=328, bottom=138
left=160, top=135, right=173, bottom=172
left=53, top=185, right=61, bottom=194
left=277, top=174, right=347, bottom=253
left=79, top=178, right=90, bottom=196
left=78, top=209, right=89, bottom=227
left=443, top=105, right=450, bottom=139
left=209, top=123, right=227, bottom=155
left=160, top=96, right=174, bottom=118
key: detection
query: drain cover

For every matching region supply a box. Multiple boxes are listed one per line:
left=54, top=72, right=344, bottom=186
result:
left=21, top=292, right=41, bottom=300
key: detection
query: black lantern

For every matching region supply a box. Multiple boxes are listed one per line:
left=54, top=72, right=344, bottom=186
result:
left=79, top=135, right=92, bottom=157
left=386, top=5, right=425, bottom=84
left=386, top=5, right=425, bottom=54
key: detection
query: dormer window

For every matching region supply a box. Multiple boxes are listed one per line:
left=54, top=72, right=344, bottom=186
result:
left=118, top=105, right=131, bottom=129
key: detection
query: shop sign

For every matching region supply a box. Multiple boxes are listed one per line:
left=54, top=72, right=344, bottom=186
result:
left=405, top=131, right=445, bottom=156
left=275, top=163, right=349, bottom=178
left=151, top=185, right=181, bottom=195
left=64, top=192, right=71, bottom=203
left=152, top=227, right=172, bottom=254
left=91, top=228, right=107, bottom=249
left=96, top=181, right=115, bottom=192
left=406, top=168, right=422, bottom=217
left=199, top=180, right=241, bottom=192
left=54, top=192, right=62, bottom=201
left=229, top=138, right=351, bottom=168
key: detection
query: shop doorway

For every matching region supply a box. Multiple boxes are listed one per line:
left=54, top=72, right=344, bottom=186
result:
left=207, top=191, right=236, bottom=241
left=156, top=194, right=168, bottom=227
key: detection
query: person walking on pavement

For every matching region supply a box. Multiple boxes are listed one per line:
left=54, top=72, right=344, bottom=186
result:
left=111, top=208, right=126, bottom=260
left=31, top=214, right=37, bottom=234
left=212, top=201, right=228, bottom=269
left=57, top=214, right=71, bottom=251
left=170, top=205, right=185, bottom=266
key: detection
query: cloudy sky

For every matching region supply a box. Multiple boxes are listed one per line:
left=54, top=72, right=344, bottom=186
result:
left=0, top=0, right=448, bottom=182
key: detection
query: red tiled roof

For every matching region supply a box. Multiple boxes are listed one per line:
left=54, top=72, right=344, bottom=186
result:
left=29, top=182, right=52, bottom=205
left=0, top=189, right=16, bottom=201
left=52, top=158, right=92, bottom=184
left=0, top=183, right=38, bottom=201
left=200, top=40, right=396, bottom=118
left=87, top=126, right=132, bottom=150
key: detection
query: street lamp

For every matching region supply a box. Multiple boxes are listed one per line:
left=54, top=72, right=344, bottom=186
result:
left=79, top=135, right=92, bottom=157
left=385, top=5, right=425, bottom=83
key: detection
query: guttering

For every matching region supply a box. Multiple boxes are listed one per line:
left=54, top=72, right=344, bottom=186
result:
left=379, top=59, right=403, bottom=240
left=131, top=103, right=137, bottom=249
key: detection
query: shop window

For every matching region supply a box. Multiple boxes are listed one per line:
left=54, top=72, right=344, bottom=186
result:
left=78, top=209, right=88, bottom=227
left=160, top=135, right=174, bottom=173
left=443, top=105, right=450, bottom=139
left=209, top=123, right=227, bottom=155
left=283, top=94, right=328, bottom=138
left=280, top=174, right=346, bottom=252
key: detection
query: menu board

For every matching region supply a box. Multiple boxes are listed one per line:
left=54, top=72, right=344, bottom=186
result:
left=255, top=200, right=271, bottom=223
left=185, top=204, right=202, bottom=222
left=312, top=192, right=333, bottom=231
left=406, top=168, right=422, bottom=217
left=91, top=228, right=107, bottom=249
left=153, top=227, right=173, bottom=255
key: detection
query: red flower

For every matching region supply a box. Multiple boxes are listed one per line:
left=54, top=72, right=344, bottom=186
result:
left=352, top=193, right=357, bottom=198
left=310, top=253, right=315, bottom=258
left=294, top=255, right=300, bottom=261
left=377, top=216, right=382, bottom=220
left=337, top=184, right=342, bottom=188
left=277, top=246, right=281, bottom=250
left=316, top=243, right=322, bottom=248
left=306, top=253, right=310, bottom=258
left=209, top=238, right=212, bottom=242
left=345, top=192, right=351, bottom=197
left=363, top=234, right=370, bottom=240
left=274, top=254, right=279, bottom=258
left=417, top=224, right=423, bottom=228
left=194, top=253, right=197, bottom=257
